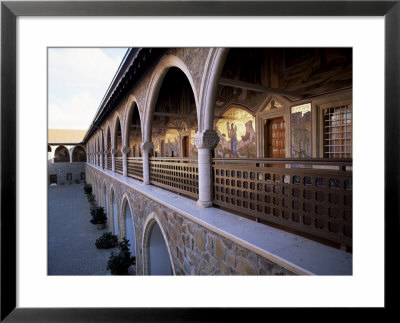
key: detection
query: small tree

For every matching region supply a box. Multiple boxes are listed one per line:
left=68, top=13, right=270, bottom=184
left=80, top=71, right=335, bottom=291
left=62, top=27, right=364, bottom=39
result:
left=84, top=183, right=92, bottom=194
left=90, top=206, right=107, bottom=225
left=95, top=232, right=118, bottom=249
left=106, top=238, right=136, bottom=275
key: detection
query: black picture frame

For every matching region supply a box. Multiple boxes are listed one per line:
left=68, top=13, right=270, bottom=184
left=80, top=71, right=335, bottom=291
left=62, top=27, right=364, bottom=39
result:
left=1, top=0, right=398, bottom=321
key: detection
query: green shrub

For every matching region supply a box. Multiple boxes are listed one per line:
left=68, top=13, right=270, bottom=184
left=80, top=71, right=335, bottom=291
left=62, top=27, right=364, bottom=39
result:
left=90, top=206, right=107, bottom=225
left=84, top=183, right=92, bottom=194
left=106, top=238, right=136, bottom=275
left=87, top=194, right=95, bottom=203
left=95, top=232, right=118, bottom=249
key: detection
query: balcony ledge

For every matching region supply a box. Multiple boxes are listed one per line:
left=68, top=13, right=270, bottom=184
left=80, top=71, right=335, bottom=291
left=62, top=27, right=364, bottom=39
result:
left=88, top=164, right=352, bottom=275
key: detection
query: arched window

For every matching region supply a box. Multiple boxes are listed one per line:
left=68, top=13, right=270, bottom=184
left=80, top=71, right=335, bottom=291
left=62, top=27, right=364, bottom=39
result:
left=126, top=103, right=142, bottom=157
left=151, top=67, right=197, bottom=158
left=72, top=146, right=86, bottom=162
left=54, top=146, right=69, bottom=163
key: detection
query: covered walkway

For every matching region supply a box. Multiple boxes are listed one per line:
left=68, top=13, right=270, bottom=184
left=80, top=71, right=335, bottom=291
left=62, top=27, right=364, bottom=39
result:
left=48, top=183, right=114, bottom=275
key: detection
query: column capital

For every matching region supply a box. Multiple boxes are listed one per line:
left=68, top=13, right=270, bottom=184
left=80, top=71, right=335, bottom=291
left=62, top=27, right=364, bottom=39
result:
left=122, top=146, right=131, bottom=155
left=194, top=130, right=220, bottom=149
left=140, top=141, right=154, bottom=154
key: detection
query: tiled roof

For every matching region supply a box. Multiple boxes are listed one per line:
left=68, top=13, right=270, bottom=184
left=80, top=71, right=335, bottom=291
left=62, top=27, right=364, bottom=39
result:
left=48, top=129, right=86, bottom=144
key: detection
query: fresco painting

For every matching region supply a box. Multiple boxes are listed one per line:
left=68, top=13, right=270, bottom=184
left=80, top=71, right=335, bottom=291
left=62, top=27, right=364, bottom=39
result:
left=263, top=98, right=283, bottom=111
left=190, top=129, right=198, bottom=158
left=215, top=107, right=256, bottom=158
left=291, top=103, right=312, bottom=158
left=164, top=129, right=179, bottom=157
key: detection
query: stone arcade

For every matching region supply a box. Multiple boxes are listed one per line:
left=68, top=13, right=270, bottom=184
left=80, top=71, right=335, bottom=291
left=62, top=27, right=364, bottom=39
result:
left=80, top=48, right=352, bottom=275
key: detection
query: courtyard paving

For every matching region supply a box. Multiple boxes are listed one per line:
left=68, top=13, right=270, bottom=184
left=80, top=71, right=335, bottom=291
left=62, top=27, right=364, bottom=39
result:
left=48, top=183, right=115, bottom=275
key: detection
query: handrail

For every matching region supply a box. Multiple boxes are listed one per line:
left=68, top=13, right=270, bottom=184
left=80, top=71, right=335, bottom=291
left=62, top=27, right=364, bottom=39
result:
left=149, top=157, right=197, bottom=163
left=212, top=157, right=352, bottom=166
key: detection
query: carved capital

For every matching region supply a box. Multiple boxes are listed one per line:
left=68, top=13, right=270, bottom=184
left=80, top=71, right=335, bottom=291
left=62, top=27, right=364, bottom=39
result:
left=122, top=146, right=131, bottom=155
left=194, top=130, right=220, bottom=149
left=111, top=148, right=118, bottom=155
left=140, top=141, right=154, bottom=153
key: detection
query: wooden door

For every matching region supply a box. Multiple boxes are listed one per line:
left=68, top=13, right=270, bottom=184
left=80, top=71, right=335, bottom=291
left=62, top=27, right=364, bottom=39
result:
left=50, top=174, right=57, bottom=184
left=182, top=136, right=190, bottom=157
left=266, top=117, right=285, bottom=158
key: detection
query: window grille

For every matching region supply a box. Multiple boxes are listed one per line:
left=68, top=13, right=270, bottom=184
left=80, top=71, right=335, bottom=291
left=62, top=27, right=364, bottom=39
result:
left=323, top=105, right=352, bottom=158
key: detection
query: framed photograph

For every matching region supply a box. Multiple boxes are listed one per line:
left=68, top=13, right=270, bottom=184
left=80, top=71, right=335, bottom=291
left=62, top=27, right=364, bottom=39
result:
left=1, top=0, right=398, bottom=320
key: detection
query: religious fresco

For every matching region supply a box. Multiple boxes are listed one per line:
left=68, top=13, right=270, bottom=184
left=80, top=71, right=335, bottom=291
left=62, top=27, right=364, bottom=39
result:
left=215, top=107, right=256, bottom=158
left=190, top=129, right=198, bottom=158
left=263, top=98, right=283, bottom=111
left=164, top=129, right=179, bottom=157
left=129, top=134, right=142, bottom=157
left=290, top=103, right=312, bottom=158
left=152, top=129, right=180, bottom=157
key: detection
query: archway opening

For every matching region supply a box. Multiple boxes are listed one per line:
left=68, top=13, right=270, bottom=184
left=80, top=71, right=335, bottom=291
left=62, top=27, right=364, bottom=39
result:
left=123, top=199, right=136, bottom=274
left=114, top=118, right=123, bottom=157
left=54, top=146, right=69, bottom=163
left=102, top=183, right=107, bottom=209
left=151, top=67, right=197, bottom=158
left=110, top=189, right=118, bottom=235
left=148, top=221, right=172, bottom=275
left=127, top=103, right=142, bottom=157
left=72, top=146, right=86, bottom=162
left=106, top=126, right=112, bottom=169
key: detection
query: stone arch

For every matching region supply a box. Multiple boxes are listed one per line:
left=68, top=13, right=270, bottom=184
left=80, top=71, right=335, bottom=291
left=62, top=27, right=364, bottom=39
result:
left=54, top=145, right=69, bottom=163
left=71, top=145, right=86, bottom=162
left=143, top=55, right=199, bottom=142
left=120, top=194, right=138, bottom=260
left=104, top=122, right=112, bottom=152
left=123, top=95, right=143, bottom=149
left=102, top=180, right=107, bottom=209
left=112, top=113, right=124, bottom=157
left=108, top=185, right=119, bottom=236
left=142, top=212, right=175, bottom=275
left=198, top=48, right=230, bottom=132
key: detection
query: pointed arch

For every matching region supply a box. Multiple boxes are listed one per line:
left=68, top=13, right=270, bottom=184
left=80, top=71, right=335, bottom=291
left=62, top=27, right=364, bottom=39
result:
left=142, top=212, right=175, bottom=275
left=123, top=95, right=143, bottom=150
left=198, top=48, right=230, bottom=132
left=120, top=193, right=137, bottom=259
left=108, top=185, right=119, bottom=236
left=112, top=113, right=124, bottom=157
left=143, top=55, right=199, bottom=142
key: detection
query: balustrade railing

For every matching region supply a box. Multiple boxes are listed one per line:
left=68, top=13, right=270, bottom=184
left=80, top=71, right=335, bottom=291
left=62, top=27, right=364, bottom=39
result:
left=212, top=158, right=352, bottom=247
left=127, top=157, right=143, bottom=180
left=115, top=157, right=123, bottom=174
left=106, top=156, right=112, bottom=171
left=149, top=157, right=199, bottom=199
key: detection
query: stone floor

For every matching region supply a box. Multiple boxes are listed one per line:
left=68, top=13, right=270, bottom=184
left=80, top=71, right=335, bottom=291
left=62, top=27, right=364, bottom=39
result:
left=48, top=183, right=115, bottom=275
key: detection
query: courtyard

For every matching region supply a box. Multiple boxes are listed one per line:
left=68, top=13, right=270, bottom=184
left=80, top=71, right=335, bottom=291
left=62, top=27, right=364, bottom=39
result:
left=48, top=183, right=114, bottom=275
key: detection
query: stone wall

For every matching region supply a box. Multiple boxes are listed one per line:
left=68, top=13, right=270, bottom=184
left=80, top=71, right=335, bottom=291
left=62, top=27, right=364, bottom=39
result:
left=86, top=165, right=294, bottom=276
left=48, top=162, right=86, bottom=185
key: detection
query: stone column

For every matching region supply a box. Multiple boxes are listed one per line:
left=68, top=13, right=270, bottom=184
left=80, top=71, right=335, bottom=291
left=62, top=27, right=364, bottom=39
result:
left=99, top=151, right=104, bottom=169
left=104, top=151, right=108, bottom=169
left=194, top=130, right=220, bottom=208
left=140, top=141, right=154, bottom=185
left=111, top=148, right=117, bottom=172
left=122, top=146, right=131, bottom=177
